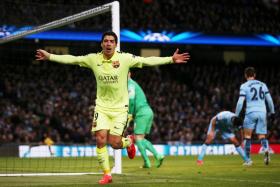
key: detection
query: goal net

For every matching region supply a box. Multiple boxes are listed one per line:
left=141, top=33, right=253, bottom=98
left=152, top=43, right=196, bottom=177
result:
left=0, top=1, right=122, bottom=176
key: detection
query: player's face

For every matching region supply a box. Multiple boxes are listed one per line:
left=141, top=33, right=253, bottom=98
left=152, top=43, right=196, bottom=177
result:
left=101, top=35, right=117, bottom=59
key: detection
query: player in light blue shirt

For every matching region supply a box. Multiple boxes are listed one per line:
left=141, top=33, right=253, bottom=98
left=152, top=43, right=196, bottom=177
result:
left=235, top=67, right=275, bottom=165
left=197, top=111, right=251, bottom=166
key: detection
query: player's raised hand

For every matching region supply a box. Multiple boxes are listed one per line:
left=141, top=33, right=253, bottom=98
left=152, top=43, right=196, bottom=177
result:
left=36, top=49, right=51, bottom=61
left=172, top=48, right=190, bottom=63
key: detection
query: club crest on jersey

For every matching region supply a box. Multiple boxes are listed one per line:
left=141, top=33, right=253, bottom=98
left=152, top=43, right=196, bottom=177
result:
left=112, top=61, right=120, bottom=68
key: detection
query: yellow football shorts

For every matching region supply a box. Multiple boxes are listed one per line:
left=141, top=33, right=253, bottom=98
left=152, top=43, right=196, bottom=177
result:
left=91, top=107, right=128, bottom=136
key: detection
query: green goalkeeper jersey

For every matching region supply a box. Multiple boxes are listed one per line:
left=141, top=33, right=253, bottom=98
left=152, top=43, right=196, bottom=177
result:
left=50, top=51, right=173, bottom=111
left=128, top=78, right=151, bottom=115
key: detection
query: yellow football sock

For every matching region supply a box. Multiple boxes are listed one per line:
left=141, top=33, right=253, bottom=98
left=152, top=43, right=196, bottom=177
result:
left=96, top=146, right=110, bottom=174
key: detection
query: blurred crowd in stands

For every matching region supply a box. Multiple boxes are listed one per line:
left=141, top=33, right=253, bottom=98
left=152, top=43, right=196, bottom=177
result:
left=0, top=0, right=279, bottom=145
left=0, top=62, right=279, bottom=145
left=1, top=0, right=280, bottom=34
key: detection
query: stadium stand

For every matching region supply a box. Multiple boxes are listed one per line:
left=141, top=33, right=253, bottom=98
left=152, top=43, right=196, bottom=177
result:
left=0, top=0, right=279, bottom=145
left=1, top=0, right=280, bottom=33
left=0, top=61, right=279, bottom=144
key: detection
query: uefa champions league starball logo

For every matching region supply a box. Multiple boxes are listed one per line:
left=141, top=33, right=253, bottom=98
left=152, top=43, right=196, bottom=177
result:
left=143, top=33, right=170, bottom=42
left=121, top=29, right=202, bottom=43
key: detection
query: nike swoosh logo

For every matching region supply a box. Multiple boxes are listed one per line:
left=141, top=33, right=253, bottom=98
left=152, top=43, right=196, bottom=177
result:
left=97, top=64, right=102, bottom=66
left=114, top=126, right=120, bottom=129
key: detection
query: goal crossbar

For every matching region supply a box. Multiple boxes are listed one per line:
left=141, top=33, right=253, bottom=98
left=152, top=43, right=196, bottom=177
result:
left=0, top=2, right=117, bottom=44
left=0, top=172, right=102, bottom=177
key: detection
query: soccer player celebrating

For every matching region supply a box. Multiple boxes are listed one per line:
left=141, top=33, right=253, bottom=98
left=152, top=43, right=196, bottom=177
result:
left=128, top=72, right=164, bottom=168
left=36, top=31, right=190, bottom=184
left=235, top=67, right=275, bottom=165
left=197, top=111, right=251, bottom=166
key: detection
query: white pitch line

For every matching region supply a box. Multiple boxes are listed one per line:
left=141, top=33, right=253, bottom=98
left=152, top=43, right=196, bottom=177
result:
left=0, top=172, right=102, bottom=177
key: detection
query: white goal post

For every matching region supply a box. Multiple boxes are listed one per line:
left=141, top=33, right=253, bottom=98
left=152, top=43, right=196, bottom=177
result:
left=0, top=1, right=122, bottom=175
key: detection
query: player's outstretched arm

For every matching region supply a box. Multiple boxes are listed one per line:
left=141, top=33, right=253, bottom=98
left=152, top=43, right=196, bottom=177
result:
left=36, top=49, right=90, bottom=67
left=128, top=49, right=190, bottom=68
left=36, top=49, right=51, bottom=61
left=172, top=48, right=190, bottom=63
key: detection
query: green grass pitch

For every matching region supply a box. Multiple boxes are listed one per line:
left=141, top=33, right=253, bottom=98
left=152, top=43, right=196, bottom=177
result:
left=0, top=155, right=279, bottom=187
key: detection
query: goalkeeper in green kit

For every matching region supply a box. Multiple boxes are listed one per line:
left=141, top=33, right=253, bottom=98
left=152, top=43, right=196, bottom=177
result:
left=128, top=72, right=164, bottom=168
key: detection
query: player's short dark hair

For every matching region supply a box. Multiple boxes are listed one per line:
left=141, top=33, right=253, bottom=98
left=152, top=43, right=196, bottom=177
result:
left=244, top=67, right=256, bottom=78
left=101, top=31, right=118, bottom=44
left=232, top=116, right=243, bottom=128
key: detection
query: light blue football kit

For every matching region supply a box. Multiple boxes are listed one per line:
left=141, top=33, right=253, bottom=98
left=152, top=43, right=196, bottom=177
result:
left=235, top=79, right=275, bottom=160
left=207, top=111, right=237, bottom=140
left=236, top=80, right=274, bottom=134
left=198, top=111, right=248, bottom=163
